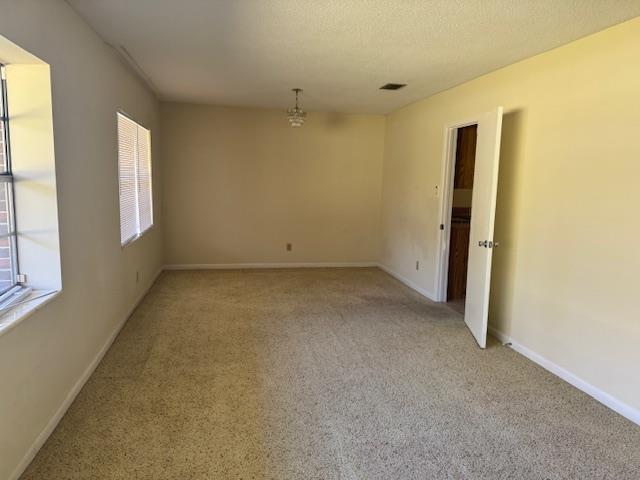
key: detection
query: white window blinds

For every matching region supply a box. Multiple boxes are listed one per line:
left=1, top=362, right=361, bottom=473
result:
left=118, top=113, right=153, bottom=245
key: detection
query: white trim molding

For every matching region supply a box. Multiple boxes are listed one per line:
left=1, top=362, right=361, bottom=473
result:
left=488, top=326, right=640, bottom=426
left=435, top=114, right=486, bottom=302
left=376, top=263, right=437, bottom=301
left=164, top=262, right=378, bottom=270
left=165, top=263, right=438, bottom=303
left=9, top=267, right=164, bottom=480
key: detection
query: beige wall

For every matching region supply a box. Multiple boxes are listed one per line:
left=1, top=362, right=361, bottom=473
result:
left=161, top=103, right=385, bottom=266
left=0, top=1, right=162, bottom=478
left=381, top=18, right=640, bottom=411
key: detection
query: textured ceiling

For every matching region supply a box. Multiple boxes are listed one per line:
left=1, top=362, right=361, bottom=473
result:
left=67, top=0, right=640, bottom=114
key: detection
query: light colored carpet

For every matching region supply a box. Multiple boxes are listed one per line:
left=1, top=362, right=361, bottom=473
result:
left=21, top=268, right=640, bottom=479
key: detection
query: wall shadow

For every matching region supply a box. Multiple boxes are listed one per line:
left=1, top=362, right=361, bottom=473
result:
left=488, top=108, right=526, bottom=339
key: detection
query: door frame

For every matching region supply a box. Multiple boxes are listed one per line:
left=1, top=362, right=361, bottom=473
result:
left=435, top=116, right=480, bottom=302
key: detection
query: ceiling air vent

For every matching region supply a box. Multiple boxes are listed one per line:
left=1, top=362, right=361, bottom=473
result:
left=380, top=83, right=407, bottom=90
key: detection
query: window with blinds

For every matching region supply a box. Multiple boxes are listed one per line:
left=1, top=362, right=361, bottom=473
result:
left=0, top=65, right=19, bottom=295
left=117, top=112, right=153, bottom=245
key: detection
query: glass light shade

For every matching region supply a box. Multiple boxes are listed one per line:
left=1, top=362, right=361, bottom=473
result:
left=287, top=107, right=306, bottom=127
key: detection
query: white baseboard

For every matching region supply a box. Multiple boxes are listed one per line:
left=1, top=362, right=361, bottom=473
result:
left=9, top=266, right=164, bottom=480
left=487, top=325, right=510, bottom=344
left=488, top=326, right=640, bottom=426
left=164, top=262, right=378, bottom=270
left=376, top=263, right=437, bottom=301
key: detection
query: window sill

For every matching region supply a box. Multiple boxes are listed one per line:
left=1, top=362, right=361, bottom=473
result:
left=121, top=224, right=154, bottom=249
left=0, top=289, right=61, bottom=337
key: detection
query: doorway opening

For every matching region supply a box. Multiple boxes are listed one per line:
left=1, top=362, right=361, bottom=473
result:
left=436, top=107, right=503, bottom=348
left=444, top=124, right=477, bottom=314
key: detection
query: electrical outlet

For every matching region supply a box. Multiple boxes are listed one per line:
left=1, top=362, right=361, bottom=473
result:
left=416, top=261, right=420, bottom=270
left=286, top=243, right=292, bottom=251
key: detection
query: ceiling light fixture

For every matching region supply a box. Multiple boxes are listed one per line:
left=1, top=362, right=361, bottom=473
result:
left=380, top=83, right=407, bottom=90
left=287, top=88, right=307, bottom=127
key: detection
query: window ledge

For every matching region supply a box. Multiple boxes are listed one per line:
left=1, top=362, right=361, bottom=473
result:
left=121, top=224, right=154, bottom=248
left=0, top=289, right=61, bottom=337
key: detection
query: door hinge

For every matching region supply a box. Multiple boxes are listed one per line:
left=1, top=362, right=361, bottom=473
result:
left=439, top=224, right=444, bottom=230
left=478, top=241, right=499, bottom=249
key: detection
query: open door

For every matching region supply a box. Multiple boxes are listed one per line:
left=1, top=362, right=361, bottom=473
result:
left=464, top=107, right=503, bottom=348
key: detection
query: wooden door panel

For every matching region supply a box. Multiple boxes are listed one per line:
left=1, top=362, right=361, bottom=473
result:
left=454, top=125, right=477, bottom=189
